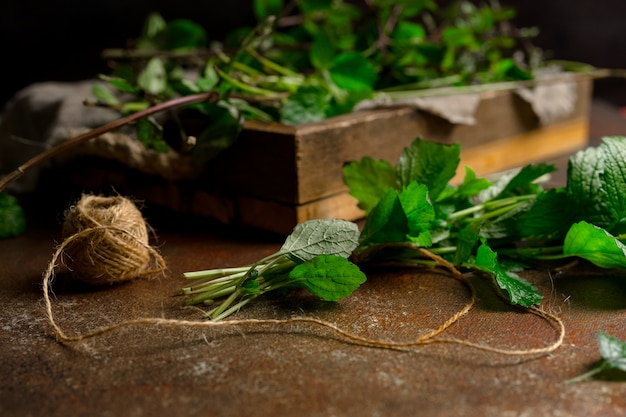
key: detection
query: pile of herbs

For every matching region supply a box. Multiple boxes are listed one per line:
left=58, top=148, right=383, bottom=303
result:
left=92, top=0, right=568, bottom=163
left=183, top=135, right=626, bottom=321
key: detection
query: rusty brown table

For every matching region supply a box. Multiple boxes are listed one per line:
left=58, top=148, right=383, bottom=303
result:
left=2, top=100, right=626, bottom=417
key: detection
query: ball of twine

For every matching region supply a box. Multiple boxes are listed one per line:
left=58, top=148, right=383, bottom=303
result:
left=60, top=194, right=166, bottom=285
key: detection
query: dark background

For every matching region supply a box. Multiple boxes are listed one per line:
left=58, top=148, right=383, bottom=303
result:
left=1, top=0, right=625, bottom=109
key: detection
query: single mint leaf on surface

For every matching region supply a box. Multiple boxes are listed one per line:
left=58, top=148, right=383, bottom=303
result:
left=329, top=52, right=378, bottom=92
left=563, top=221, right=626, bottom=269
left=598, top=137, right=626, bottom=233
left=280, top=219, right=360, bottom=263
left=288, top=255, right=366, bottom=301
left=597, top=332, right=626, bottom=372
left=0, top=192, right=26, bottom=238
left=396, top=138, right=460, bottom=202
left=343, top=156, right=397, bottom=214
left=399, top=181, right=435, bottom=247
left=474, top=240, right=543, bottom=307
left=359, top=189, right=408, bottom=247
left=280, top=85, right=331, bottom=124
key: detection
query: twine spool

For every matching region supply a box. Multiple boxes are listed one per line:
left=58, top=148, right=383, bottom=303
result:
left=60, top=194, right=165, bottom=285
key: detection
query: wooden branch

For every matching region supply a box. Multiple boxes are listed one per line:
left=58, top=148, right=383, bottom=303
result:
left=0, top=92, right=216, bottom=192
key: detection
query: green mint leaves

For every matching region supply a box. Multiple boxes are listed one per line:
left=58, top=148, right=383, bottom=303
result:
left=0, top=192, right=26, bottom=239
left=183, top=219, right=365, bottom=320
left=183, top=136, right=626, bottom=320
left=346, top=136, right=626, bottom=309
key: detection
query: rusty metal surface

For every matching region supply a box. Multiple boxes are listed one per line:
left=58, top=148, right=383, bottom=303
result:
left=2, top=100, right=626, bottom=416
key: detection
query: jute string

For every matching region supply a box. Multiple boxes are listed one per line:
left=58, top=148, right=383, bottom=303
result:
left=42, top=196, right=564, bottom=356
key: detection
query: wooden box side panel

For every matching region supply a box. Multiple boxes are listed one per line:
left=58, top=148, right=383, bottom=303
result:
left=295, top=77, right=593, bottom=203
left=294, top=108, right=427, bottom=203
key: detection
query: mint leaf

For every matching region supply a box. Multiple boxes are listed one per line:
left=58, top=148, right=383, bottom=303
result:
left=329, top=52, right=378, bottom=92
left=92, top=83, right=119, bottom=106
left=474, top=240, right=543, bottom=307
left=455, top=221, right=482, bottom=264
left=288, top=255, right=366, bottom=301
left=563, top=221, right=626, bottom=269
left=598, top=137, right=626, bottom=233
left=492, top=163, right=555, bottom=199
left=399, top=181, right=434, bottom=247
left=137, top=57, right=167, bottom=95
left=517, top=188, right=576, bottom=240
left=280, top=85, right=331, bottom=124
left=396, top=138, right=460, bottom=201
left=359, top=189, right=408, bottom=246
left=567, top=146, right=611, bottom=228
left=567, top=332, right=626, bottom=384
left=343, top=156, right=397, bottom=214
left=98, top=74, right=139, bottom=95
left=597, top=332, right=626, bottom=372
left=0, top=192, right=26, bottom=238
left=280, top=218, right=360, bottom=263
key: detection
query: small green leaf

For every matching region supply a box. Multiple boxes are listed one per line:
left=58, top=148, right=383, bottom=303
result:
left=0, top=192, right=26, bottom=238
left=92, top=83, right=119, bottom=106
left=280, top=219, right=361, bottom=263
left=474, top=240, right=543, bottom=307
left=455, top=221, right=482, bottom=264
left=343, top=156, right=397, bottom=214
left=396, top=138, right=460, bottom=201
left=163, top=19, right=207, bottom=50
left=359, top=189, right=408, bottom=246
left=329, top=52, right=378, bottom=92
left=597, top=332, right=626, bottom=372
left=598, top=137, right=626, bottom=233
left=563, top=221, right=626, bottom=269
left=493, top=163, right=555, bottom=199
left=310, top=30, right=335, bottom=70
left=280, top=86, right=331, bottom=124
left=137, top=57, right=167, bottom=95
left=399, top=181, right=434, bottom=247
left=517, top=189, right=576, bottom=239
left=288, top=255, right=366, bottom=301
left=98, top=74, right=139, bottom=95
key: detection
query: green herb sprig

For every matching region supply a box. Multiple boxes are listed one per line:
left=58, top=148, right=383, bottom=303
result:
left=184, top=136, right=626, bottom=320
left=182, top=218, right=365, bottom=321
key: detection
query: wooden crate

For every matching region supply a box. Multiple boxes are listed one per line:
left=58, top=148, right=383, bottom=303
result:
left=65, top=75, right=593, bottom=234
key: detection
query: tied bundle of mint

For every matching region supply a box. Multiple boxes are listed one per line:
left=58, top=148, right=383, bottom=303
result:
left=183, top=136, right=626, bottom=321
